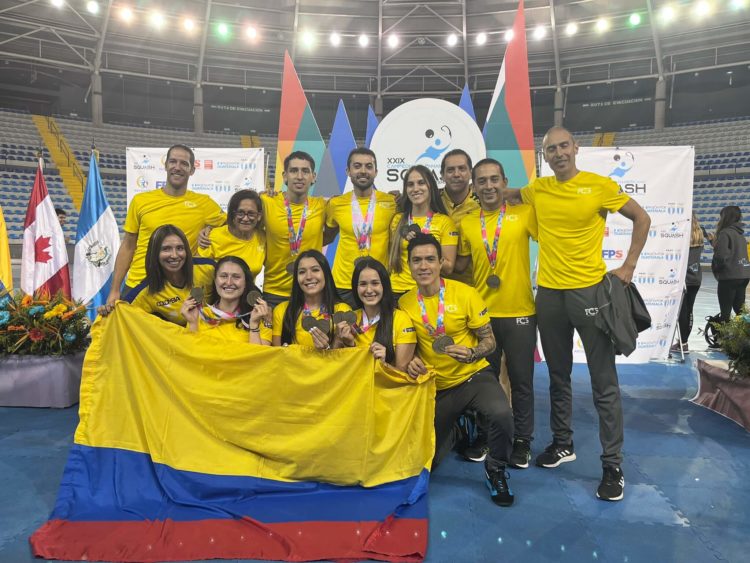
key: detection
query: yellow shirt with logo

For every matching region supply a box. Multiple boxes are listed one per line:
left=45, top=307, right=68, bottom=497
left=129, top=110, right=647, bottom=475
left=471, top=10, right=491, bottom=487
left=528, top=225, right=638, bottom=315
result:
left=196, top=225, right=266, bottom=278
left=458, top=205, right=537, bottom=317
left=325, top=191, right=397, bottom=289
left=521, top=171, right=630, bottom=289
left=351, top=308, right=417, bottom=349
left=124, top=189, right=225, bottom=287
left=194, top=317, right=250, bottom=344
left=441, top=189, right=480, bottom=286
left=398, top=279, right=490, bottom=390
left=389, top=213, right=459, bottom=293
left=262, top=193, right=326, bottom=297
left=272, top=301, right=351, bottom=348
left=124, top=258, right=216, bottom=326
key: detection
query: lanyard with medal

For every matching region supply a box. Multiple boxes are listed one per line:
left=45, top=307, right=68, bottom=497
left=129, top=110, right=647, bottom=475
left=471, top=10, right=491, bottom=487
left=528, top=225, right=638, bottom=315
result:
left=301, top=302, right=332, bottom=333
left=284, top=196, right=308, bottom=275
left=417, top=278, right=454, bottom=354
left=480, top=205, right=505, bottom=289
left=351, top=190, right=377, bottom=266
left=401, top=211, right=433, bottom=238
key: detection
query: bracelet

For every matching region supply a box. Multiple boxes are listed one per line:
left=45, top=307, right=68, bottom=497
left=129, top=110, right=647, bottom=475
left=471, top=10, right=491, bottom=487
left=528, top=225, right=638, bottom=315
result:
left=467, top=347, right=476, bottom=363
left=249, top=327, right=260, bottom=333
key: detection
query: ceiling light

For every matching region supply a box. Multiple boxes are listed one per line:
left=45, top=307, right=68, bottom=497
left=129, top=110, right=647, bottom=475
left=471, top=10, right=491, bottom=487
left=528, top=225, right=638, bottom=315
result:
left=476, top=32, right=487, bottom=45
left=358, top=34, right=369, bottom=47
left=533, top=25, right=546, bottom=40
left=245, top=26, right=258, bottom=40
left=504, top=29, right=514, bottom=42
left=595, top=18, right=609, bottom=33
left=86, top=1, right=99, bottom=14
left=50, top=0, right=64, bottom=7
left=388, top=34, right=399, bottom=48
left=447, top=33, right=458, bottom=47
left=659, top=5, right=677, bottom=23
left=330, top=32, right=341, bottom=46
left=183, top=18, right=195, bottom=32
left=565, top=22, right=578, bottom=36
left=693, top=1, right=713, bottom=18
left=149, top=11, right=165, bottom=29
left=301, top=30, right=316, bottom=48
left=118, top=6, right=133, bottom=23
left=217, top=22, right=230, bottom=38
left=628, top=13, right=642, bottom=26
left=731, top=0, right=747, bottom=9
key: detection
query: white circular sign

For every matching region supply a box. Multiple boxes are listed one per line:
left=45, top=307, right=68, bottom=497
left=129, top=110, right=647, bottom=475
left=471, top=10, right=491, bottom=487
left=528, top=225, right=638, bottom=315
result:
left=370, top=99, right=486, bottom=192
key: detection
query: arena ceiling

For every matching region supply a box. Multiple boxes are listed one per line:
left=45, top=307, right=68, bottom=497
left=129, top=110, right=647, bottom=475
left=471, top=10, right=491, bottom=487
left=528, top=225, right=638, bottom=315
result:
left=0, top=0, right=749, bottom=100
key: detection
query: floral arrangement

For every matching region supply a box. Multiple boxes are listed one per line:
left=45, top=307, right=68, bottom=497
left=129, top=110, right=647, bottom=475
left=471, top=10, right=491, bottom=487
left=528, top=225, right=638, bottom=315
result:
left=0, top=290, right=90, bottom=356
left=715, top=308, right=750, bottom=380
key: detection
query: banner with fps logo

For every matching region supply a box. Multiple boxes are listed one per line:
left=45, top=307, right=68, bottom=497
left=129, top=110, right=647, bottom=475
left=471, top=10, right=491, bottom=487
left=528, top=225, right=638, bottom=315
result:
left=126, top=148, right=265, bottom=211
left=369, top=99, right=486, bottom=191
left=543, top=145, right=694, bottom=363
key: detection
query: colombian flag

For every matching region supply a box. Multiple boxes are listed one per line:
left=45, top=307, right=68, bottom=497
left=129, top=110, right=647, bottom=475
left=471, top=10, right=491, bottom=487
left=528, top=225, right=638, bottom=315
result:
left=31, top=305, right=435, bottom=562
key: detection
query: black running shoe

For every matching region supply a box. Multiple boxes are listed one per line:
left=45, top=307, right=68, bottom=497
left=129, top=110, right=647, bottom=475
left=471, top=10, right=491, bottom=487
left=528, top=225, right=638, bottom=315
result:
left=461, top=441, right=489, bottom=462
left=534, top=441, right=576, bottom=468
left=485, top=467, right=514, bottom=507
left=509, top=438, right=531, bottom=469
left=596, top=465, right=625, bottom=501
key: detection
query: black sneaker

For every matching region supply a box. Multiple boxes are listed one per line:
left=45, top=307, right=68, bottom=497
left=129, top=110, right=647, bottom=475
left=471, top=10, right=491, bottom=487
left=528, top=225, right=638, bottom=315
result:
left=485, top=468, right=514, bottom=507
left=509, top=438, right=531, bottom=469
left=535, top=441, right=576, bottom=468
left=461, top=441, right=489, bottom=462
left=597, top=465, right=625, bottom=501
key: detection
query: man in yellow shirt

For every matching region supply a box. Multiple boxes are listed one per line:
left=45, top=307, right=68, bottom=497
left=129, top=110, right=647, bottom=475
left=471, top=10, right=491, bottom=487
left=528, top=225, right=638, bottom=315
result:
left=102, top=144, right=225, bottom=311
left=456, top=158, right=538, bottom=470
left=261, top=151, right=326, bottom=307
left=324, top=148, right=396, bottom=306
left=400, top=232, right=515, bottom=507
left=440, top=149, right=480, bottom=285
left=505, top=126, right=651, bottom=502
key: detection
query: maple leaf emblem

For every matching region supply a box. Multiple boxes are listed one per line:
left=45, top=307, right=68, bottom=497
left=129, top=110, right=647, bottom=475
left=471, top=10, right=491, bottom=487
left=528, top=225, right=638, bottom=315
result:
left=34, top=235, right=52, bottom=263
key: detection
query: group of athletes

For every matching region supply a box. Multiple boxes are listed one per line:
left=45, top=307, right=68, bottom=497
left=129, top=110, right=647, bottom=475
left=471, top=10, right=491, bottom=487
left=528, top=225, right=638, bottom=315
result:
left=98, top=125, right=651, bottom=508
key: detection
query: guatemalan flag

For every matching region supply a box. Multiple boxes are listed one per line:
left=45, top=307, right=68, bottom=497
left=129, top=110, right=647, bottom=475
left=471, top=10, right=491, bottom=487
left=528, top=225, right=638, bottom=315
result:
left=21, top=159, right=71, bottom=298
left=73, top=152, right=120, bottom=321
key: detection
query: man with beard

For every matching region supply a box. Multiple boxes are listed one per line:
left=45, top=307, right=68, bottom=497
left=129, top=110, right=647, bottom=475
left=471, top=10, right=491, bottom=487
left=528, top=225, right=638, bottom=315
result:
left=324, top=148, right=396, bottom=306
left=102, top=144, right=224, bottom=311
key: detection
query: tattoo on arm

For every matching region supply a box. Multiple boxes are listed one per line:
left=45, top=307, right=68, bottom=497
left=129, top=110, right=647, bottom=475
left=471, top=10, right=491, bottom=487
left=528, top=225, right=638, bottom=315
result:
left=472, top=323, right=496, bottom=358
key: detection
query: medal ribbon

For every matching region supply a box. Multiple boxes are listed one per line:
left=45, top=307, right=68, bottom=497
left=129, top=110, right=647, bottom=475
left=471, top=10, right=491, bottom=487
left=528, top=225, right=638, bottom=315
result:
left=198, top=304, right=249, bottom=327
left=302, top=303, right=329, bottom=319
left=408, top=211, right=434, bottom=234
left=480, top=205, right=505, bottom=269
left=351, top=191, right=377, bottom=253
left=416, top=278, right=446, bottom=337
left=284, top=197, right=308, bottom=256
left=360, top=310, right=381, bottom=332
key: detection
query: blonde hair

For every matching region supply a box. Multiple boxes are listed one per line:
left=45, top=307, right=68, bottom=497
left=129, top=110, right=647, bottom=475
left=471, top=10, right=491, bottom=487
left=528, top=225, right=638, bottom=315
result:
left=690, top=212, right=703, bottom=247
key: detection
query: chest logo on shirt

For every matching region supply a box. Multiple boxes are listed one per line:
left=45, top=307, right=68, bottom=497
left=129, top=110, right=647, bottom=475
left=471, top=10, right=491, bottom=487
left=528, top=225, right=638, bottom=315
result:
left=577, top=188, right=592, bottom=195
left=505, top=215, right=519, bottom=222
left=184, top=201, right=197, bottom=208
left=156, top=296, right=181, bottom=307
left=446, top=304, right=458, bottom=313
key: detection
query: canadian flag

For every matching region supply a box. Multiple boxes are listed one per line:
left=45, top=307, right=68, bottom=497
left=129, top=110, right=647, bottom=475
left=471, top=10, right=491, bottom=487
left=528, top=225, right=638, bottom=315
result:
left=21, top=160, right=71, bottom=298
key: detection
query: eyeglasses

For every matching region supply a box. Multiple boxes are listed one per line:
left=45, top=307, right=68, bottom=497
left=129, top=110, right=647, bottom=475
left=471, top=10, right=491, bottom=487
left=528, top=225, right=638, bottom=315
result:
left=234, top=211, right=259, bottom=220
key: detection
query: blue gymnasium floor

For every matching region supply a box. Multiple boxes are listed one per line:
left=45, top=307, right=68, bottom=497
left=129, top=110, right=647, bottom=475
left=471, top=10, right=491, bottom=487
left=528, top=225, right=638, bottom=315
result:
left=2, top=280, right=749, bottom=563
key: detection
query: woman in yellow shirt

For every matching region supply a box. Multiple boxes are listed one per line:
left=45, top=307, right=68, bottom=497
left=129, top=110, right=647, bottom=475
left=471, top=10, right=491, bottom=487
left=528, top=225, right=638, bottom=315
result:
left=271, top=249, right=350, bottom=349
left=181, top=256, right=262, bottom=342
left=335, top=257, right=416, bottom=372
left=197, top=190, right=266, bottom=278
left=388, top=165, right=458, bottom=296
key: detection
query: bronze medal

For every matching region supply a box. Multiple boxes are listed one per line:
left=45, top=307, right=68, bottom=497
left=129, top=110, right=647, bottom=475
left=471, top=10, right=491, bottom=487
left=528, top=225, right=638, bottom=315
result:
left=301, top=316, right=318, bottom=331
left=432, top=335, right=455, bottom=354
left=246, top=290, right=262, bottom=306
left=400, top=223, right=422, bottom=238
left=189, top=287, right=204, bottom=303
left=285, top=262, right=295, bottom=275
left=316, top=318, right=331, bottom=333
left=332, top=311, right=348, bottom=325
left=333, top=311, right=357, bottom=325
left=486, top=275, right=501, bottom=289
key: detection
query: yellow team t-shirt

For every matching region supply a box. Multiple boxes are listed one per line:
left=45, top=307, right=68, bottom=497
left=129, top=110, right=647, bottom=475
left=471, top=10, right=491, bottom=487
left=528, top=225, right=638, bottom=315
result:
left=125, top=258, right=216, bottom=326
left=196, top=225, right=266, bottom=278
left=124, top=189, right=225, bottom=287
left=441, top=189, right=480, bottom=286
left=399, top=278, right=490, bottom=390
left=521, top=171, right=630, bottom=289
left=389, top=213, right=459, bottom=293
left=325, top=191, right=397, bottom=290
left=193, top=316, right=250, bottom=343
left=262, top=193, right=326, bottom=297
left=458, top=205, right=537, bottom=318
left=351, top=308, right=417, bottom=349
left=272, top=301, right=352, bottom=348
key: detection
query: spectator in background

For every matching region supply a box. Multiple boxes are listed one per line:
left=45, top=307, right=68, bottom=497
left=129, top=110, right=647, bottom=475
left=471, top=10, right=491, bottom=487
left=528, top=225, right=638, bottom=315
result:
left=711, top=205, right=750, bottom=323
left=55, top=207, right=67, bottom=227
left=671, top=213, right=705, bottom=355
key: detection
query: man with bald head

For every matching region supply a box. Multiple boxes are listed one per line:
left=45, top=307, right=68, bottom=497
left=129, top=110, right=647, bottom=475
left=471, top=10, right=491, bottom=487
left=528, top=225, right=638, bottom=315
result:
left=504, top=126, right=650, bottom=501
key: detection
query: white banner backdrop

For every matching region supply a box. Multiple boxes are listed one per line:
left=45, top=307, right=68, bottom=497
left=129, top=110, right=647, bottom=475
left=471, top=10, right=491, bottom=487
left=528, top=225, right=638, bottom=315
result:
left=541, top=146, right=694, bottom=363
left=369, top=99, right=486, bottom=191
left=126, top=148, right=265, bottom=211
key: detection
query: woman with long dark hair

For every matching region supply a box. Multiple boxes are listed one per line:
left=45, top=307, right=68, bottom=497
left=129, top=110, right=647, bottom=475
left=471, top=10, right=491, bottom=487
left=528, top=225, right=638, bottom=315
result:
left=671, top=213, right=705, bottom=354
left=197, top=190, right=266, bottom=279
left=388, top=165, right=458, bottom=297
left=271, top=249, right=351, bottom=349
left=336, top=258, right=416, bottom=371
left=100, top=224, right=214, bottom=325
left=711, top=205, right=750, bottom=322
left=181, top=256, right=265, bottom=342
